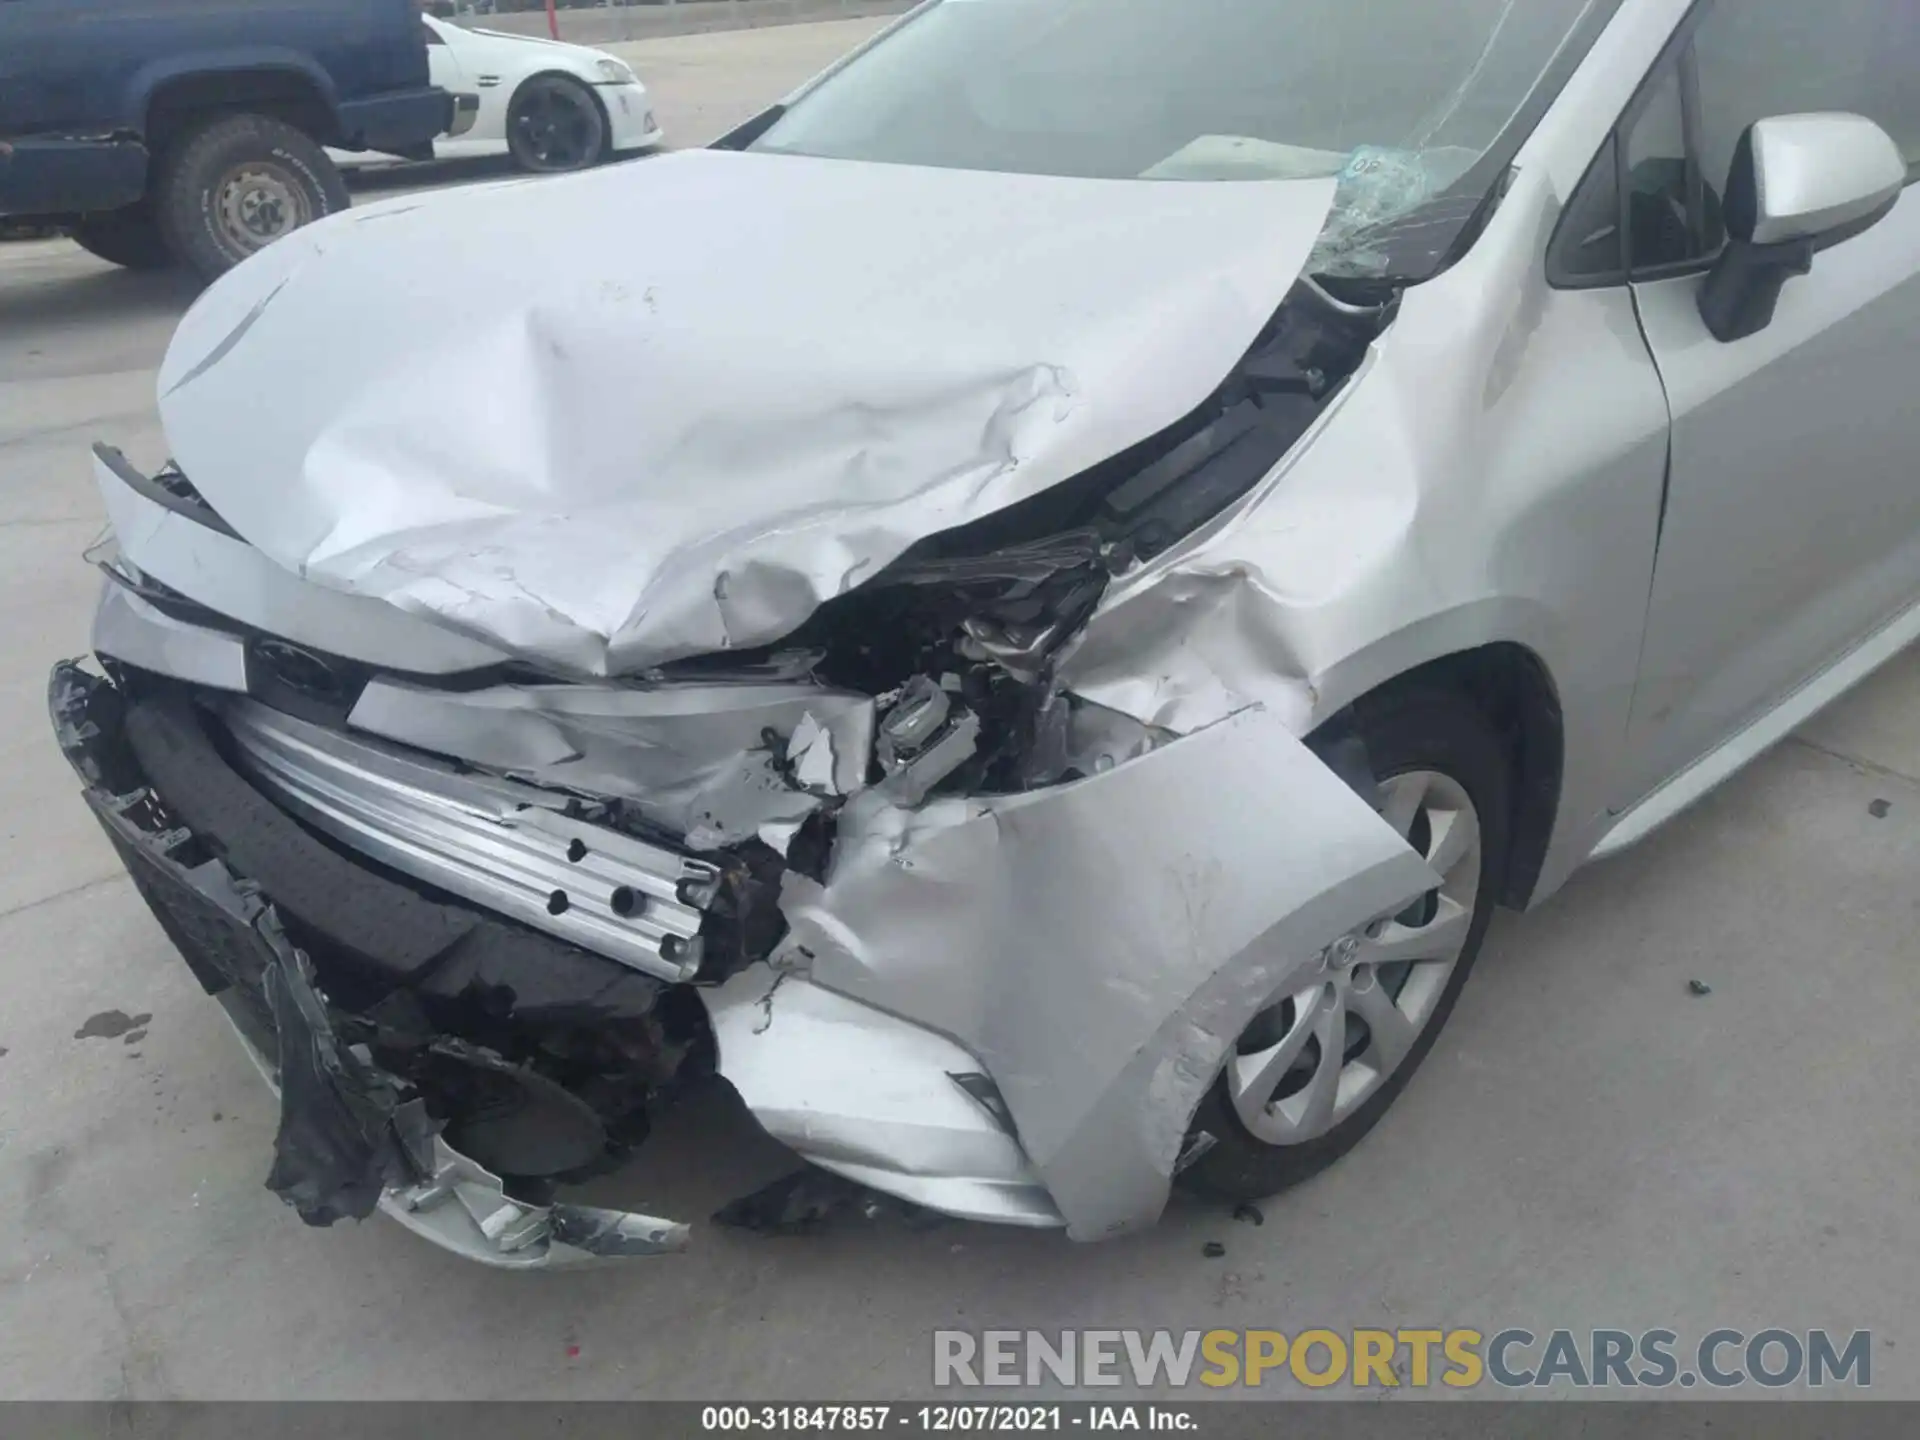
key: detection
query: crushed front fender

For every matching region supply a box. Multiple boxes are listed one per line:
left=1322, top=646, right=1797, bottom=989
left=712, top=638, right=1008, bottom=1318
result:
left=773, top=705, right=1441, bottom=1239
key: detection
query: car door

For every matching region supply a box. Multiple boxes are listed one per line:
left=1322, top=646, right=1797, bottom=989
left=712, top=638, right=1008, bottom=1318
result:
left=1612, top=0, right=1920, bottom=803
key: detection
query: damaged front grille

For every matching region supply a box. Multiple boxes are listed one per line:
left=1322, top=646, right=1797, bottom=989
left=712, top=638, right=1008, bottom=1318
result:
left=218, top=696, right=718, bottom=981
left=52, top=664, right=711, bottom=1205
left=227, top=280, right=1393, bottom=917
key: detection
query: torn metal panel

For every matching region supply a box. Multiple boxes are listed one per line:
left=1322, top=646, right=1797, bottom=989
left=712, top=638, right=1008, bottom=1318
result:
left=701, top=964, right=1063, bottom=1229
left=785, top=712, right=839, bottom=792
left=1061, top=565, right=1331, bottom=738
left=92, top=573, right=251, bottom=694
left=152, top=151, right=1335, bottom=674
left=51, top=659, right=696, bottom=1267
left=1052, top=331, right=1390, bottom=740
left=1058, top=696, right=1171, bottom=776
left=93, top=446, right=509, bottom=676
left=755, top=818, right=807, bottom=859
left=346, top=675, right=874, bottom=847
left=774, top=706, right=1439, bottom=1239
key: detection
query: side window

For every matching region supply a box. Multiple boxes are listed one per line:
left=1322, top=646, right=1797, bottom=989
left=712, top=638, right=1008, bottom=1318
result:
left=1619, top=62, right=1708, bottom=271
left=1555, top=52, right=1715, bottom=282
left=422, top=19, right=445, bottom=45
left=1549, top=133, right=1625, bottom=284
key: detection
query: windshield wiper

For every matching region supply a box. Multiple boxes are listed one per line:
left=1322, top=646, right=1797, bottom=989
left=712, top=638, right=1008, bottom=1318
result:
left=713, top=104, right=787, bottom=152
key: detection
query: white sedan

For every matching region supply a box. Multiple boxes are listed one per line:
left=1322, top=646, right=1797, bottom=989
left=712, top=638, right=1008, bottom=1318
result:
left=333, top=14, right=664, bottom=174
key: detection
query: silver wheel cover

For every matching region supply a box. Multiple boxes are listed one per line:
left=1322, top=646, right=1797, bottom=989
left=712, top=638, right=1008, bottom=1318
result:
left=1225, top=768, right=1481, bottom=1147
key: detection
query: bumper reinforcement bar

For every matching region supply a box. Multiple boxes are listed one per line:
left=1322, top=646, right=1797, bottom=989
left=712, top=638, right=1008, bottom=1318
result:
left=218, top=696, right=716, bottom=982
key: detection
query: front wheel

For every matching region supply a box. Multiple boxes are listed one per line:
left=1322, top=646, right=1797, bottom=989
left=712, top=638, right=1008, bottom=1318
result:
left=154, top=114, right=350, bottom=280
left=1179, top=686, right=1510, bottom=1203
left=69, top=205, right=174, bottom=270
left=507, top=75, right=608, bottom=174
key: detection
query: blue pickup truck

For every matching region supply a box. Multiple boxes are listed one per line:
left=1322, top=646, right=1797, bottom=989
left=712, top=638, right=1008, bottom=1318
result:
left=0, top=0, right=470, bottom=277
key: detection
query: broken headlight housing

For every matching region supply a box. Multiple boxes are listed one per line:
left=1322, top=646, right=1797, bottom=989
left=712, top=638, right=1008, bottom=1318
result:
left=756, top=278, right=1389, bottom=801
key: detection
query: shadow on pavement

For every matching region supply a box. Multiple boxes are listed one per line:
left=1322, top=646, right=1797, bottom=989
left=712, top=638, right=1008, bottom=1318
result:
left=0, top=259, right=201, bottom=338
left=344, top=153, right=524, bottom=194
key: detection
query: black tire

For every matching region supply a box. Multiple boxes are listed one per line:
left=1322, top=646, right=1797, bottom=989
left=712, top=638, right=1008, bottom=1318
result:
left=506, top=74, right=609, bottom=174
left=153, top=113, right=350, bottom=280
left=1178, top=685, right=1511, bottom=1203
left=69, top=205, right=174, bottom=270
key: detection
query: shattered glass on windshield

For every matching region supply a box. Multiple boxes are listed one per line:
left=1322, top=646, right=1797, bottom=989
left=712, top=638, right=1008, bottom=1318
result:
left=753, top=0, right=1604, bottom=278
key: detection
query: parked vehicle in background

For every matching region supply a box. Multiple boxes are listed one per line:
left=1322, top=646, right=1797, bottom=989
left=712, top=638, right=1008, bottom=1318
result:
left=332, top=14, right=663, bottom=174
left=0, top=0, right=458, bottom=278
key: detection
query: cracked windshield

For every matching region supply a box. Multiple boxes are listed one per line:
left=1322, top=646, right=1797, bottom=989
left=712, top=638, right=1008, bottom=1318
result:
left=752, top=0, right=1603, bottom=274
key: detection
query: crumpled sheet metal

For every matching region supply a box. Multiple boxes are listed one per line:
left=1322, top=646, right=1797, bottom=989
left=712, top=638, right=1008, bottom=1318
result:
left=701, top=964, right=1064, bottom=1229
left=1059, top=162, right=1675, bottom=909
left=773, top=706, right=1440, bottom=1239
left=221, top=939, right=691, bottom=1267
left=93, top=447, right=509, bottom=676
left=1061, top=565, right=1328, bottom=737
left=1055, top=353, right=1412, bottom=739
left=348, top=675, right=874, bottom=847
left=155, top=151, right=1335, bottom=675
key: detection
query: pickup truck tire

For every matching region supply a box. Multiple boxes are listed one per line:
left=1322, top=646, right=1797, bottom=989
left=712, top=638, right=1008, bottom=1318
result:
left=69, top=206, right=173, bottom=270
left=154, top=113, right=349, bottom=279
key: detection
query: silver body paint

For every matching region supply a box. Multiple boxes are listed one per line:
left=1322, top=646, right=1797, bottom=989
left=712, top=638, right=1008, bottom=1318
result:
left=699, top=966, right=1066, bottom=1230
left=67, top=0, right=1920, bottom=1260
left=760, top=707, right=1439, bottom=1239
left=152, top=151, right=1338, bottom=674
left=1071, top=0, right=1920, bottom=900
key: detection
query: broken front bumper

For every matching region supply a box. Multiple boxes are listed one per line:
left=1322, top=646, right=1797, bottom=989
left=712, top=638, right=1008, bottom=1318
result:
left=48, top=632, right=1062, bottom=1262
left=61, top=457, right=1445, bottom=1257
left=50, top=662, right=688, bottom=1267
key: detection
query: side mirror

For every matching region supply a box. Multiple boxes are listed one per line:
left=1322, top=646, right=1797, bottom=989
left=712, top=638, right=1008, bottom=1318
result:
left=1697, top=112, right=1906, bottom=343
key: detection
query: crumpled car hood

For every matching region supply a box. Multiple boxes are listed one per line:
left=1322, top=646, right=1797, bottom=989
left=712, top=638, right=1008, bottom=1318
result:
left=157, top=150, right=1335, bottom=675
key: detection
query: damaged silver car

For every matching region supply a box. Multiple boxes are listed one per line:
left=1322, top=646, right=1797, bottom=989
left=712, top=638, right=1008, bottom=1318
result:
left=49, top=0, right=1920, bottom=1265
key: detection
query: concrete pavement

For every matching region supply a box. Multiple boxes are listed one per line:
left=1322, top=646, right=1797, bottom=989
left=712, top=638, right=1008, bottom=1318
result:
left=602, top=16, right=892, bottom=145
left=337, top=14, right=890, bottom=200
left=2, top=19, right=1917, bottom=1405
